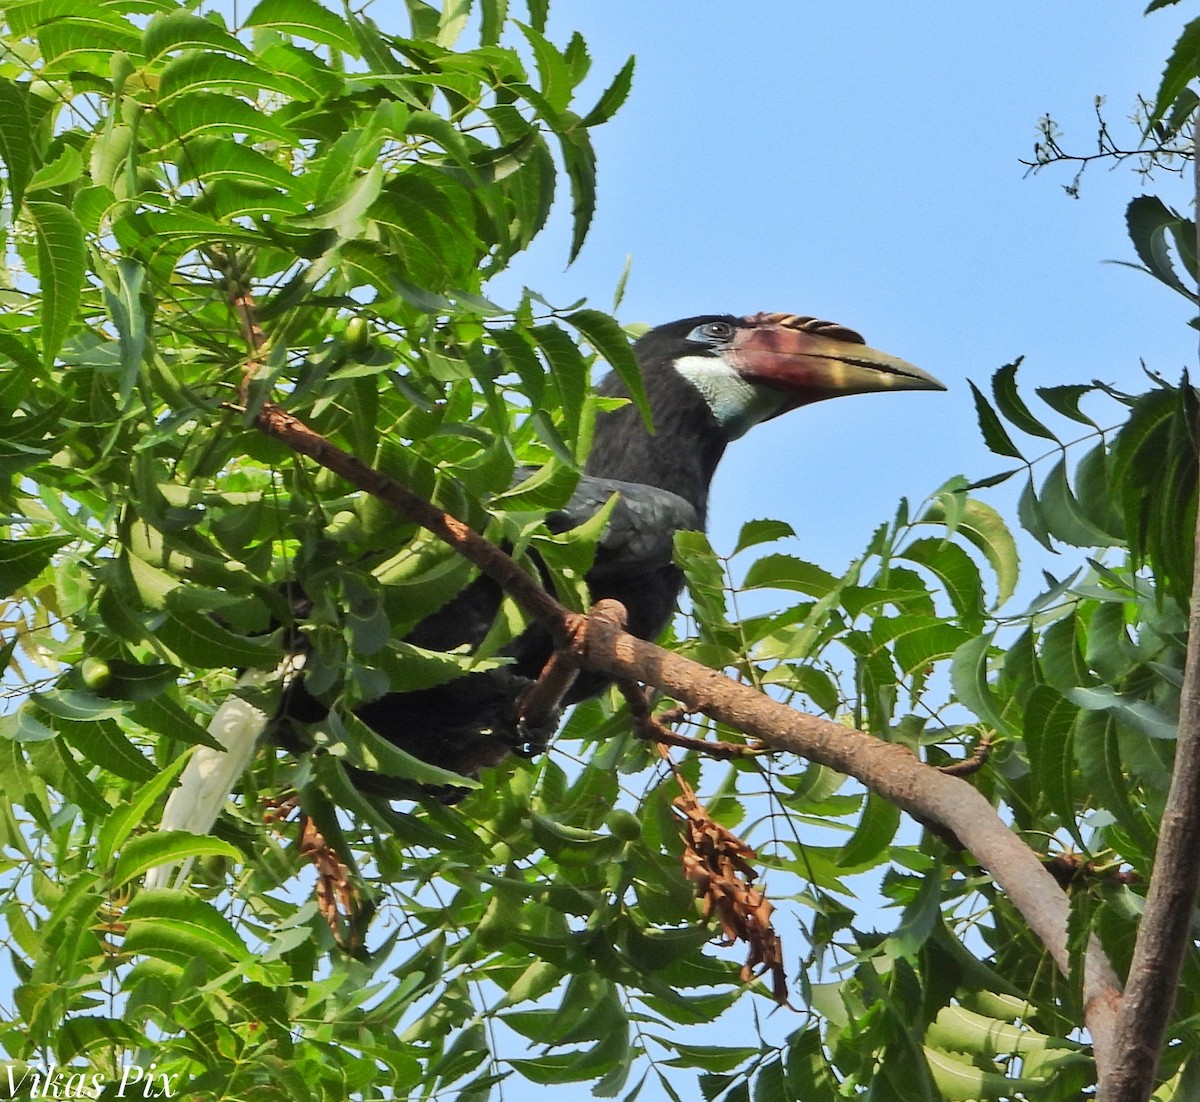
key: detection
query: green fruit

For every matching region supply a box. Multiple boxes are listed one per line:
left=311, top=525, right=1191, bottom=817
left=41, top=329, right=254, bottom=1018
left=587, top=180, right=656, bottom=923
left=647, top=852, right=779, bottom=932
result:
left=605, top=809, right=642, bottom=842
left=345, top=316, right=370, bottom=353
left=80, top=657, right=113, bottom=691
left=324, top=509, right=363, bottom=543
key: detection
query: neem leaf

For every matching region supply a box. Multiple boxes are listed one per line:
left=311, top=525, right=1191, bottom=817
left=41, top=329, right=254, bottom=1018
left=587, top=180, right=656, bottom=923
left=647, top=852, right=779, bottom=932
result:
left=581, top=55, right=635, bottom=127
left=566, top=309, right=649, bottom=425
left=142, top=11, right=250, bottom=61
left=918, top=498, right=1019, bottom=608
left=1125, top=195, right=1198, bottom=302
left=733, top=519, right=796, bottom=557
left=111, top=832, right=242, bottom=888
left=969, top=380, right=1024, bottom=460
left=24, top=200, right=85, bottom=365
left=245, top=0, right=358, bottom=52
left=0, top=535, right=70, bottom=596
left=1151, top=17, right=1200, bottom=124
left=0, top=79, right=32, bottom=212
left=992, top=359, right=1058, bottom=441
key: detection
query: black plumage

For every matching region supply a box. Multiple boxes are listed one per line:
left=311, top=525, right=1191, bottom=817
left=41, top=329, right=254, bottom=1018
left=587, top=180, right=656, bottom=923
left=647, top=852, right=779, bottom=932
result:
left=276, top=312, right=944, bottom=790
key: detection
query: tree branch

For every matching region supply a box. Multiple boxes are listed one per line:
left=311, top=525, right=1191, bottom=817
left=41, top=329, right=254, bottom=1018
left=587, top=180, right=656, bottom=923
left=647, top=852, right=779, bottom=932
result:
left=1101, top=141, right=1200, bottom=1102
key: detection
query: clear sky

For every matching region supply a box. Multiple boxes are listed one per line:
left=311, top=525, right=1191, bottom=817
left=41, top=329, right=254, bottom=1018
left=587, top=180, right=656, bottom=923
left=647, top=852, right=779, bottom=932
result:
left=489, top=1, right=1196, bottom=587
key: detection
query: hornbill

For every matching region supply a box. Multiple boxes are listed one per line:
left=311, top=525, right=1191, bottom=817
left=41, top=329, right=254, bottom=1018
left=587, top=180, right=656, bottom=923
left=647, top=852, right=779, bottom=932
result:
left=151, top=310, right=943, bottom=882
left=275, top=310, right=945, bottom=788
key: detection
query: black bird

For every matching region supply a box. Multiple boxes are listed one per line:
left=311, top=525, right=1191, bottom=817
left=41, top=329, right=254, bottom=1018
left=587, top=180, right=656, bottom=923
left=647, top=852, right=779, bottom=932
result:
left=275, top=311, right=945, bottom=789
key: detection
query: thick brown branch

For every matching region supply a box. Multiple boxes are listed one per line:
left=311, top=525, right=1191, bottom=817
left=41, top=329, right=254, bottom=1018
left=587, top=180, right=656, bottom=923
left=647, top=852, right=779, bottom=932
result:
left=1101, top=148, right=1200, bottom=1102
left=574, top=613, right=1123, bottom=1077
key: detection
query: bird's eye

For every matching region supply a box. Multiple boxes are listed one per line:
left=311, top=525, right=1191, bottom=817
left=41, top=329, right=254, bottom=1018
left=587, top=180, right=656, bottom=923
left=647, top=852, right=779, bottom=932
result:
left=690, top=320, right=734, bottom=343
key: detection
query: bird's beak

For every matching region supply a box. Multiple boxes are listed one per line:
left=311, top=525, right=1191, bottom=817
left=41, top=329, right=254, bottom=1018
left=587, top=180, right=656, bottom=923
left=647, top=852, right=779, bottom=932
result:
left=728, top=314, right=945, bottom=412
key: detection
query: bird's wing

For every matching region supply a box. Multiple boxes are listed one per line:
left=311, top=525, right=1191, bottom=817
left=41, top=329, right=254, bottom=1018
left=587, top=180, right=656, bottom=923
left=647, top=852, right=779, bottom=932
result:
left=545, top=475, right=700, bottom=580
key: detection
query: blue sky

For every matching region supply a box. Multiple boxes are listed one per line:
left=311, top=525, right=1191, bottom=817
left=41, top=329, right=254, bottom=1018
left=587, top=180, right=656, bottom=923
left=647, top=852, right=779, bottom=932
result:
left=489, top=2, right=1196, bottom=587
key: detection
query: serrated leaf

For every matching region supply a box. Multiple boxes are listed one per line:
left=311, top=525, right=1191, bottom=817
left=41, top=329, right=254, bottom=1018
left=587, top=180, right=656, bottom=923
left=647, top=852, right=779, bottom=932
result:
left=567, top=309, right=649, bottom=424
left=24, top=200, right=85, bottom=365
left=245, top=0, right=358, bottom=52
left=918, top=497, right=1020, bottom=608
left=582, top=55, right=635, bottom=127
left=0, top=79, right=32, bottom=212
left=1074, top=711, right=1157, bottom=856
left=0, top=535, right=70, bottom=596
left=155, top=603, right=280, bottom=669
left=330, top=711, right=480, bottom=790
left=837, top=792, right=900, bottom=869
left=733, top=519, right=796, bottom=556
left=1019, top=475, right=1056, bottom=553
left=54, top=717, right=157, bottom=781
left=558, top=122, right=597, bottom=262
left=992, top=359, right=1058, bottom=441
left=122, top=891, right=251, bottom=963
left=1151, top=17, right=1200, bottom=123
left=1035, top=384, right=1101, bottom=428
left=532, top=323, right=587, bottom=449
left=1040, top=456, right=1121, bottom=548
left=1125, top=195, right=1198, bottom=302
left=1023, top=685, right=1084, bottom=847
left=898, top=538, right=985, bottom=629
left=969, top=380, right=1024, bottom=460
left=950, top=634, right=1012, bottom=736
left=742, top=553, right=838, bottom=596
left=110, top=831, right=242, bottom=887
left=1066, top=685, right=1178, bottom=741
left=142, top=10, right=250, bottom=60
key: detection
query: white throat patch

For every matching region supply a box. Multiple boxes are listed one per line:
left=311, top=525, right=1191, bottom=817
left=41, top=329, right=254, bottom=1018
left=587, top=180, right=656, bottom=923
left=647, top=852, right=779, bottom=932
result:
left=672, top=354, right=788, bottom=439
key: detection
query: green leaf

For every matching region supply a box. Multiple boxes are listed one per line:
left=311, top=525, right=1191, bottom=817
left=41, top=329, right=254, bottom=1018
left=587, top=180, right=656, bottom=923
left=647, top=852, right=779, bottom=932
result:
left=0, top=535, right=70, bottom=596
left=1022, top=685, right=1084, bottom=847
left=557, top=121, right=598, bottom=262
left=917, top=497, right=1019, bottom=608
left=742, top=553, right=838, bottom=596
left=330, top=712, right=481, bottom=790
left=567, top=309, right=649, bottom=424
left=141, top=10, right=250, bottom=60
left=1151, top=17, right=1200, bottom=123
left=1074, top=711, right=1157, bottom=856
left=245, top=0, right=359, bottom=52
left=969, top=380, right=1024, bottom=460
left=733, top=519, right=796, bottom=556
left=24, top=200, right=85, bottom=365
left=122, top=891, right=251, bottom=964
left=1038, top=457, right=1118, bottom=548
left=110, top=831, right=242, bottom=888
left=96, top=753, right=192, bottom=868
left=155, top=603, right=280, bottom=669
left=898, top=538, right=984, bottom=629
left=54, top=717, right=157, bottom=781
left=0, top=79, right=33, bottom=212
left=1066, top=685, right=1178, bottom=741
left=1035, top=384, right=1101, bottom=429
left=582, top=55, right=635, bottom=127
left=103, top=258, right=147, bottom=407
left=950, top=634, right=1012, bottom=736
left=1018, top=475, right=1056, bottom=553
left=991, top=359, right=1058, bottom=441
left=532, top=323, right=588, bottom=449
left=1125, top=195, right=1198, bottom=302
left=837, top=792, right=900, bottom=869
